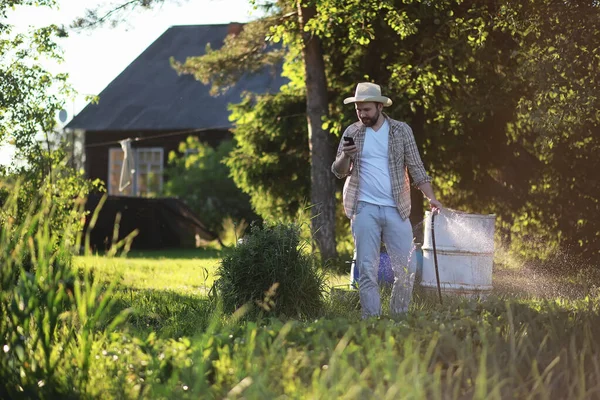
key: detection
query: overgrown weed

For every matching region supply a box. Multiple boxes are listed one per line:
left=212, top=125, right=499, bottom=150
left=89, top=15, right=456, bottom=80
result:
left=4, top=188, right=600, bottom=398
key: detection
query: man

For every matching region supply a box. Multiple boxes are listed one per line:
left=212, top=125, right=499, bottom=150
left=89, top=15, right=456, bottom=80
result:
left=331, top=82, right=443, bottom=318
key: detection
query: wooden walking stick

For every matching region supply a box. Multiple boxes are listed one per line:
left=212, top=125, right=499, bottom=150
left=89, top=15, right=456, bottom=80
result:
left=431, top=211, right=443, bottom=305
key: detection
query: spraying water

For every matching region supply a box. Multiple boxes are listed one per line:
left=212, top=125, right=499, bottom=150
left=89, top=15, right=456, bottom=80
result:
left=439, top=209, right=495, bottom=253
left=345, top=208, right=598, bottom=302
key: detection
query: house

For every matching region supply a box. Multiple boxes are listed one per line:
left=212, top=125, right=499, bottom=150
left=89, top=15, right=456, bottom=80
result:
left=65, top=23, right=286, bottom=249
left=66, top=23, right=285, bottom=196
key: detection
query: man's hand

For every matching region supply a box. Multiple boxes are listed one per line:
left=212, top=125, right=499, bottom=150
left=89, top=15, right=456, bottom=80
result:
left=342, top=142, right=357, bottom=158
left=417, top=182, right=442, bottom=212
left=332, top=141, right=356, bottom=177
left=429, top=199, right=443, bottom=213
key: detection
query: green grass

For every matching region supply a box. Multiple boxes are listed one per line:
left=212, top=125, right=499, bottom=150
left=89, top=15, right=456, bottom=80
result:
left=73, top=249, right=224, bottom=338
left=90, top=262, right=600, bottom=399
left=11, top=246, right=600, bottom=399
left=9, top=188, right=600, bottom=398
left=74, top=248, right=354, bottom=337
left=73, top=248, right=600, bottom=334
left=75, top=249, right=222, bottom=296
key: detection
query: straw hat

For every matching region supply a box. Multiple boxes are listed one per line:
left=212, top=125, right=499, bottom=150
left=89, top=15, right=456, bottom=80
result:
left=343, top=82, right=393, bottom=107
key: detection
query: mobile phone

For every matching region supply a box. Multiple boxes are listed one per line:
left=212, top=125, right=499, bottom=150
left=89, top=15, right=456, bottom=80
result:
left=343, top=136, right=355, bottom=146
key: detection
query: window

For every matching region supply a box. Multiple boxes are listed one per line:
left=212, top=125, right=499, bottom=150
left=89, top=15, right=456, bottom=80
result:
left=108, top=148, right=133, bottom=196
left=108, top=147, right=163, bottom=196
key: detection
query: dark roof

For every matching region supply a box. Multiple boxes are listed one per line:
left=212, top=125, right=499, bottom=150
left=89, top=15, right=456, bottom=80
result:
left=66, top=24, right=286, bottom=132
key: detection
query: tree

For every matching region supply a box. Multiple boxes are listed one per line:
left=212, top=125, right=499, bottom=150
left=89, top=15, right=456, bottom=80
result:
left=492, top=0, right=600, bottom=261
left=309, top=0, right=600, bottom=263
left=172, top=2, right=338, bottom=261
left=74, top=0, right=600, bottom=263
left=1, top=0, right=98, bottom=240
left=1, top=0, right=70, bottom=166
left=163, top=137, right=260, bottom=244
left=73, top=0, right=339, bottom=262
left=226, top=92, right=310, bottom=222
left=295, top=0, right=337, bottom=261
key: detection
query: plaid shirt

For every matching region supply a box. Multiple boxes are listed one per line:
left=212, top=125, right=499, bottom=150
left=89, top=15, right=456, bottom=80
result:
left=331, top=115, right=431, bottom=219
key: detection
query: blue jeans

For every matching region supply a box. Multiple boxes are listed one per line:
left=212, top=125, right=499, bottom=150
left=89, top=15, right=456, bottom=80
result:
left=353, top=201, right=416, bottom=317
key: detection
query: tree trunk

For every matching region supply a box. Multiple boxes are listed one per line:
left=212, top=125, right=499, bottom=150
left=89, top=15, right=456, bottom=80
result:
left=297, top=1, right=337, bottom=261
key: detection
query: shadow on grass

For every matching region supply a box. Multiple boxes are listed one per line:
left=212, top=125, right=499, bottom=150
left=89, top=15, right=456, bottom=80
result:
left=88, top=247, right=222, bottom=260
left=107, top=287, right=215, bottom=339
left=128, top=248, right=223, bottom=260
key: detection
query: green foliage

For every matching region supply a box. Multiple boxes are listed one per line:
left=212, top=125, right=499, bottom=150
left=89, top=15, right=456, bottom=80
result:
left=214, top=222, right=327, bottom=318
left=490, top=0, right=600, bottom=261
left=109, top=290, right=214, bottom=339
left=171, top=19, right=285, bottom=95
left=305, top=0, right=600, bottom=263
left=0, top=1, right=71, bottom=165
left=0, top=153, right=103, bottom=253
left=27, top=269, right=600, bottom=399
left=226, top=92, right=311, bottom=222
left=163, top=137, right=259, bottom=241
left=84, top=332, right=209, bottom=399
left=0, top=186, right=127, bottom=398
left=183, top=296, right=600, bottom=399
left=1, top=0, right=101, bottom=250
left=84, top=0, right=600, bottom=264
left=57, top=243, right=600, bottom=398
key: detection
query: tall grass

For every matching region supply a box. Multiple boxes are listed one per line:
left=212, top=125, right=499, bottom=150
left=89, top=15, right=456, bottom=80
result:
left=3, top=190, right=600, bottom=398
left=67, top=294, right=600, bottom=399
left=0, top=190, right=128, bottom=398
left=215, top=222, right=327, bottom=319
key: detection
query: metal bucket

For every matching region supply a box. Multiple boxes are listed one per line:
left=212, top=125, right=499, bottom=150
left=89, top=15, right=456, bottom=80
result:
left=420, top=209, right=495, bottom=297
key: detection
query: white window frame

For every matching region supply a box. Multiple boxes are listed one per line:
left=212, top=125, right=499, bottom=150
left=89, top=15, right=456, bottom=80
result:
left=135, top=147, right=164, bottom=196
left=108, top=147, right=164, bottom=196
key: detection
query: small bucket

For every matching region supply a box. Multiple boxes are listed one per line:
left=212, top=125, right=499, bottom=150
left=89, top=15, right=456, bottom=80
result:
left=350, top=250, right=394, bottom=288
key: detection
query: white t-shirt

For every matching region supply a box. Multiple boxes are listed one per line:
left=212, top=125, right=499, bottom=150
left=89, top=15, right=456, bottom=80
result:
left=357, top=119, right=396, bottom=206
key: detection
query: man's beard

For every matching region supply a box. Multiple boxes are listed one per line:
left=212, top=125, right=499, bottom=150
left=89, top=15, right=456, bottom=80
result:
left=361, top=110, right=380, bottom=127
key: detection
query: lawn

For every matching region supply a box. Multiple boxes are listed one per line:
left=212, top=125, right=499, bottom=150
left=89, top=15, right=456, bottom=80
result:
left=65, top=248, right=600, bottom=399
left=4, top=237, right=600, bottom=399
left=75, top=248, right=223, bottom=297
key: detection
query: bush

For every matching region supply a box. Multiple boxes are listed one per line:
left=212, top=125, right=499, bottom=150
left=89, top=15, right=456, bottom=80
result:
left=0, top=188, right=126, bottom=398
left=214, top=222, right=327, bottom=319
left=1, top=153, right=103, bottom=251
left=226, top=93, right=310, bottom=223
left=163, top=137, right=259, bottom=243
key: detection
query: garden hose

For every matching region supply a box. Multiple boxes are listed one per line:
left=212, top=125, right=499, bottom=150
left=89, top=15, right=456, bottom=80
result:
left=431, top=211, right=443, bottom=305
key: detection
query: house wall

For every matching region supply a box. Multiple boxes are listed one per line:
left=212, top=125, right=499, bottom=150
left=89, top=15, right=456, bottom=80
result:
left=85, top=129, right=232, bottom=188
